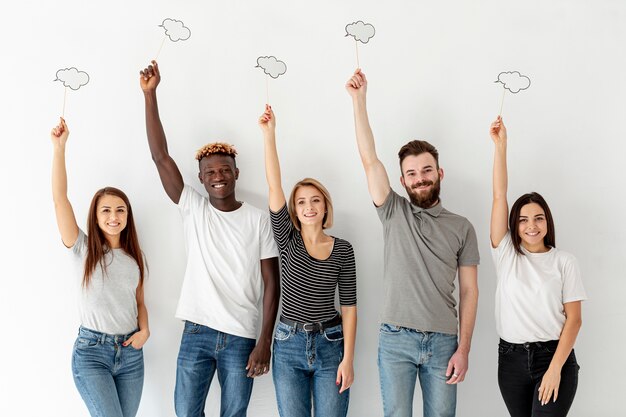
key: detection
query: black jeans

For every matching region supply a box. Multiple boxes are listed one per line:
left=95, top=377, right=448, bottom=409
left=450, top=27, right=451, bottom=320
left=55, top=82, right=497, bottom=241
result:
left=498, top=339, right=579, bottom=417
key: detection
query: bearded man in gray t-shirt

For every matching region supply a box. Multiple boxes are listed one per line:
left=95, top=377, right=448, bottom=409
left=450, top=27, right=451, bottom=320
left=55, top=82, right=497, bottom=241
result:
left=346, top=70, right=480, bottom=417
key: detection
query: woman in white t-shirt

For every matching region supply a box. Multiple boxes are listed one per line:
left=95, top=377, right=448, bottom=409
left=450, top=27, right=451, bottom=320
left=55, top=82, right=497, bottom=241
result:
left=489, top=116, right=586, bottom=417
left=51, top=118, right=150, bottom=417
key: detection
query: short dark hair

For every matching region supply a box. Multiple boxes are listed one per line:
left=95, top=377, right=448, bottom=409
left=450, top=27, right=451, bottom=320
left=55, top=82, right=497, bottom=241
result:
left=509, top=192, right=556, bottom=255
left=398, top=140, right=439, bottom=171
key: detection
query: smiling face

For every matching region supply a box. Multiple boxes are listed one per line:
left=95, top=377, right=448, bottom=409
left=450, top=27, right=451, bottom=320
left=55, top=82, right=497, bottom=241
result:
left=294, top=185, right=326, bottom=229
left=96, top=194, right=128, bottom=244
left=198, top=154, right=239, bottom=203
left=399, top=153, right=444, bottom=208
left=517, top=202, right=549, bottom=252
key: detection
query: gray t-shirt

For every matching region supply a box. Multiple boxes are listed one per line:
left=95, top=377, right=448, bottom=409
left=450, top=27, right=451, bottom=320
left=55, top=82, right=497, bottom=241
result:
left=376, top=190, right=480, bottom=334
left=71, top=229, right=140, bottom=335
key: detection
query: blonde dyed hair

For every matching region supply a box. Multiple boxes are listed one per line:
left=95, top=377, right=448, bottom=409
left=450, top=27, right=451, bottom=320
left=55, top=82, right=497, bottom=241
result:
left=195, top=142, right=238, bottom=161
left=288, top=178, right=334, bottom=231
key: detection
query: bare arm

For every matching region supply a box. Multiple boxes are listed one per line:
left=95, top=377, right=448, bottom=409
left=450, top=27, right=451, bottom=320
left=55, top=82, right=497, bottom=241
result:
left=259, top=105, right=286, bottom=211
left=140, top=60, right=184, bottom=203
left=345, top=69, right=391, bottom=206
left=538, top=301, right=582, bottom=405
left=490, top=116, right=509, bottom=247
left=246, top=256, right=280, bottom=378
left=337, top=305, right=357, bottom=393
left=124, top=283, right=150, bottom=349
left=51, top=118, right=79, bottom=247
left=446, top=265, right=478, bottom=384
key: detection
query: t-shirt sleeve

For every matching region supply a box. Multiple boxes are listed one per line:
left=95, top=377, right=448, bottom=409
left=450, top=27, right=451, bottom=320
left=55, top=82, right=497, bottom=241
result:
left=70, top=228, right=88, bottom=257
left=259, top=210, right=279, bottom=260
left=375, top=189, right=399, bottom=222
left=491, top=232, right=514, bottom=269
left=178, top=184, right=204, bottom=217
left=269, top=204, right=294, bottom=252
left=337, top=240, right=357, bottom=306
left=458, top=221, right=480, bottom=266
left=561, top=254, right=587, bottom=303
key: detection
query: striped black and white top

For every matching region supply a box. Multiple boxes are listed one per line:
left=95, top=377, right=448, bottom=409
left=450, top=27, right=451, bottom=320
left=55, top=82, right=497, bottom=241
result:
left=270, top=204, right=357, bottom=323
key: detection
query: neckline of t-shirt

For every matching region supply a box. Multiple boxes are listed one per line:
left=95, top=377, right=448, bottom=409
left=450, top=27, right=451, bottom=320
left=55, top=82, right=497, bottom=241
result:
left=521, top=246, right=555, bottom=257
left=211, top=201, right=246, bottom=214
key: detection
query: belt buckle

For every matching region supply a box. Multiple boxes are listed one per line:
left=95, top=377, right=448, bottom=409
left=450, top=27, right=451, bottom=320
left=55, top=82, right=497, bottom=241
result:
left=303, top=323, right=316, bottom=332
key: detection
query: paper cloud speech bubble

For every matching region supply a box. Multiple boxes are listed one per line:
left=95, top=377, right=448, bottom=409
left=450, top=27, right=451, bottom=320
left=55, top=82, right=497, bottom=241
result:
left=54, top=67, right=90, bottom=90
left=345, top=21, right=375, bottom=44
left=159, top=18, right=191, bottom=42
left=495, top=71, right=531, bottom=93
left=255, top=56, right=287, bottom=79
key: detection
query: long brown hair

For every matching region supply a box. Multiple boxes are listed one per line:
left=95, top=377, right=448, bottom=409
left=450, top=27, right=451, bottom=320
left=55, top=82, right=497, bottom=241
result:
left=509, top=192, right=556, bottom=255
left=83, top=187, right=145, bottom=288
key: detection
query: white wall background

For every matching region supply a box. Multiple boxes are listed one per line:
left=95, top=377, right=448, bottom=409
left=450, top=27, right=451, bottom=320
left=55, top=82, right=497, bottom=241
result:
left=1, top=1, right=624, bottom=416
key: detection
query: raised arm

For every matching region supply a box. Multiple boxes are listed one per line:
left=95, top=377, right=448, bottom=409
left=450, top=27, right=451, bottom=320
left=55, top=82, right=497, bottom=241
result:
left=51, top=118, right=79, bottom=247
left=140, top=60, right=184, bottom=203
left=345, top=69, right=391, bottom=206
left=259, top=105, right=286, bottom=211
left=490, top=116, right=509, bottom=247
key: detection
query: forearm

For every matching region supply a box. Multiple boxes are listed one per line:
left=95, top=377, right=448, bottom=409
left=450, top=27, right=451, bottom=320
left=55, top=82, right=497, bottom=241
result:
left=352, top=97, right=379, bottom=167
left=492, top=142, right=508, bottom=199
left=457, top=285, right=478, bottom=353
left=137, top=300, right=150, bottom=334
left=259, top=268, right=279, bottom=345
left=549, top=312, right=582, bottom=370
left=263, top=131, right=286, bottom=210
left=143, top=90, right=170, bottom=162
left=340, top=306, right=357, bottom=362
left=52, top=146, right=68, bottom=203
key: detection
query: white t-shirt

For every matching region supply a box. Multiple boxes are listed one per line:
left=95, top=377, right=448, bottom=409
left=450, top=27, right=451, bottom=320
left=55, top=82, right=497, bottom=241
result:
left=492, top=233, right=587, bottom=343
left=176, top=185, right=278, bottom=339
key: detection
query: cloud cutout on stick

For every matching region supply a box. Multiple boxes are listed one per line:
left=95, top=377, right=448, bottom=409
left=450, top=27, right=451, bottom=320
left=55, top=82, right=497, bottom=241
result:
left=255, top=56, right=287, bottom=79
left=495, top=71, right=531, bottom=93
left=54, top=67, right=90, bottom=90
left=159, top=18, right=191, bottom=42
left=345, top=21, right=375, bottom=44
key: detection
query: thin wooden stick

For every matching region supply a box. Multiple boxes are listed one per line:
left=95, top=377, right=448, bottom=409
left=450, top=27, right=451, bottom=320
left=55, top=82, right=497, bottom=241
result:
left=499, top=88, right=506, bottom=116
left=355, top=40, right=360, bottom=68
left=266, top=76, right=269, bottom=105
left=62, top=86, right=67, bottom=118
left=155, top=36, right=167, bottom=61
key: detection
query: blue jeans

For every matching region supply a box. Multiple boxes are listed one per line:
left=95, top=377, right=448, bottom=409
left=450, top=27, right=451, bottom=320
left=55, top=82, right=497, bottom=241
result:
left=498, top=339, right=579, bottom=417
left=272, top=321, right=349, bottom=417
left=72, top=326, right=144, bottom=417
left=174, top=321, right=256, bottom=417
left=378, top=324, right=458, bottom=417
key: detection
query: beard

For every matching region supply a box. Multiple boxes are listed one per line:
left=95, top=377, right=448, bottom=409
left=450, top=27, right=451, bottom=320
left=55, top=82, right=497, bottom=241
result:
left=405, top=177, right=441, bottom=208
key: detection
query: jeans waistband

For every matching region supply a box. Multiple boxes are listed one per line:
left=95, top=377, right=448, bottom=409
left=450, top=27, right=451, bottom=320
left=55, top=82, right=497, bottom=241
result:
left=79, top=326, right=137, bottom=344
left=499, top=338, right=559, bottom=351
left=279, top=314, right=342, bottom=333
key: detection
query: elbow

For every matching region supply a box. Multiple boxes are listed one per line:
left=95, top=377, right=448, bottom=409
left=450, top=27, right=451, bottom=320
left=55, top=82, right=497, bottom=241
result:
left=151, top=152, right=170, bottom=166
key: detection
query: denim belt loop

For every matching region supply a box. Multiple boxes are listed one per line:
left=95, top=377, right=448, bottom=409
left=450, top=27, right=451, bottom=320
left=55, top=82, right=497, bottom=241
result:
left=99, top=332, right=107, bottom=345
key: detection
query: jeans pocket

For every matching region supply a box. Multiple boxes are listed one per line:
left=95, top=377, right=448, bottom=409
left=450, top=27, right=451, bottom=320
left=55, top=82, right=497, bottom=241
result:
left=379, top=323, right=402, bottom=334
left=323, top=325, right=344, bottom=342
left=498, top=342, right=513, bottom=355
left=76, top=337, right=99, bottom=349
left=183, top=321, right=200, bottom=334
left=274, top=325, right=293, bottom=341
